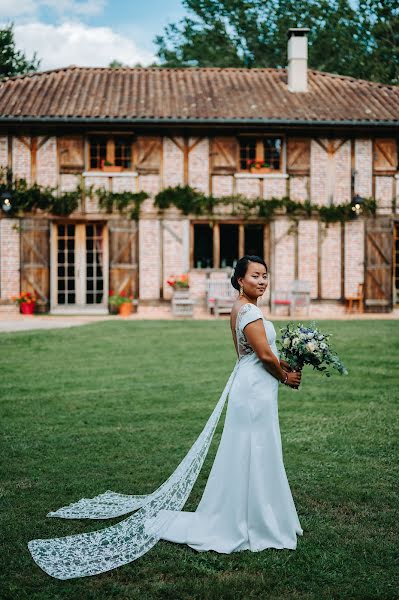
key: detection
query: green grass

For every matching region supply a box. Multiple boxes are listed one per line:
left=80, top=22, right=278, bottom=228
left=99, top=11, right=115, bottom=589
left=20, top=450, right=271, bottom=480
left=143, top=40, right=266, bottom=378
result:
left=1, top=319, right=398, bottom=600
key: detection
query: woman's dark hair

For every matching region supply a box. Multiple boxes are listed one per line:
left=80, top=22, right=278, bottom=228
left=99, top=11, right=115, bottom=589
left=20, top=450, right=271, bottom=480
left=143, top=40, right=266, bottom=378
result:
left=230, top=255, right=268, bottom=291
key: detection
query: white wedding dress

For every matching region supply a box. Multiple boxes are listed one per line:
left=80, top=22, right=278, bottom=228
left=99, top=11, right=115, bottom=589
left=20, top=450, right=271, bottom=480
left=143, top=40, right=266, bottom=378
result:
left=28, top=302, right=303, bottom=579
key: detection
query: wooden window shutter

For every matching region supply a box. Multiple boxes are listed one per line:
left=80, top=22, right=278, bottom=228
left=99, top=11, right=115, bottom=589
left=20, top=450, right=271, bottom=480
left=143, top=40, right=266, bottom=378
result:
left=109, top=220, right=138, bottom=298
left=287, top=138, right=310, bottom=175
left=373, top=139, right=398, bottom=174
left=210, top=137, right=238, bottom=174
left=135, top=136, right=161, bottom=174
left=58, top=136, right=84, bottom=173
left=20, top=219, right=50, bottom=312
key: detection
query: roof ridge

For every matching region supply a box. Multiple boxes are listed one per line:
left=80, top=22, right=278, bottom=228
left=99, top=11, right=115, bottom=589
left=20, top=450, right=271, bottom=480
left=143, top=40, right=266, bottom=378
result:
left=2, top=65, right=397, bottom=90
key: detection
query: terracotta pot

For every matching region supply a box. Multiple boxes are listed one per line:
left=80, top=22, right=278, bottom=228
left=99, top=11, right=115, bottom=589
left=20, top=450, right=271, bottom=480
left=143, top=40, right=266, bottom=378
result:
left=20, top=301, right=35, bottom=315
left=118, top=302, right=132, bottom=317
left=102, top=165, right=123, bottom=173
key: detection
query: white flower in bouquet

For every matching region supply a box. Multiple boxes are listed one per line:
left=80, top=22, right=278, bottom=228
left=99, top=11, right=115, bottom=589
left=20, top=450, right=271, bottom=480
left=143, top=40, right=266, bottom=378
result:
left=305, top=341, right=316, bottom=352
left=283, top=337, right=291, bottom=348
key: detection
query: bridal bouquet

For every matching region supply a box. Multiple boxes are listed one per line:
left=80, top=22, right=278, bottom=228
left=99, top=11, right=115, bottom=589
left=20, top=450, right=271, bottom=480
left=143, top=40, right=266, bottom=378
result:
left=278, top=322, right=348, bottom=377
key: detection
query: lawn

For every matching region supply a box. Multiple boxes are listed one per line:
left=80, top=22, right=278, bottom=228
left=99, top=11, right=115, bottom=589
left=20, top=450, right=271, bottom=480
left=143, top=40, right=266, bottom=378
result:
left=1, top=319, right=398, bottom=600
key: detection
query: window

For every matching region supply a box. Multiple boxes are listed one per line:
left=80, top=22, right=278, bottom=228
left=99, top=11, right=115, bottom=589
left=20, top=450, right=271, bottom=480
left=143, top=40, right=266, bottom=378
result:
left=244, top=224, right=264, bottom=257
left=88, top=136, right=133, bottom=170
left=239, top=136, right=283, bottom=172
left=89, top=136, right=107, bottom=170
left=192, top=222, right=267, bottom=268
left=193, top=224, right=213, bottom=268
left=220, top=224, right=239, bottom=267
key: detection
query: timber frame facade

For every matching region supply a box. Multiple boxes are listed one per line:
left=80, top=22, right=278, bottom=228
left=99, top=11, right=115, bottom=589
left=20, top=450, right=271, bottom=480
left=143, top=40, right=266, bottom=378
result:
left=0, top=65, right=398, bottom=314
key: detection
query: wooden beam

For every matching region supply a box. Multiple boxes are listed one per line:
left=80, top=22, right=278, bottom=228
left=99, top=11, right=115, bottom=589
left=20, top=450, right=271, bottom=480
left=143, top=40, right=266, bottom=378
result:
left=31, top=136, right=37, bottom=183
left=213, top=222, right=220, bottom=268
left=294, top=220, right=299, bottom=279
left=183, top=137, right=189, bottom=185
left=168, top=136, right=184, bottom=152
left=7, top=135, right=12, bottom=169
left=341, top=221, right=345, bottom=300
left=317, top=220, right=322, bottom=299
left=350, top=138, right=355, bottom=198
left=188, top=137, right=202, bottom=153
left=189, top=222, right=194, bottom=269
left=263, top=223, right=270, bottom=266
left=238, top=223, right=244, bottom=258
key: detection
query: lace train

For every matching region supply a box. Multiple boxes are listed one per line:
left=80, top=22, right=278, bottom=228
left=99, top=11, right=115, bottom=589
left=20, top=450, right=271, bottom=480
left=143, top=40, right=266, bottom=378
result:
left=28, top=360, right=240, bottom=579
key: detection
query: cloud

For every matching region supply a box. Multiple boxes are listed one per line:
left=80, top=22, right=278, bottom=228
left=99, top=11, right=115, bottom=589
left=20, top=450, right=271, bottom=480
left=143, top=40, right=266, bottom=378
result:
left=0, top=0, right=106, bottom=20
left=13, top=21, right=157, bottom=69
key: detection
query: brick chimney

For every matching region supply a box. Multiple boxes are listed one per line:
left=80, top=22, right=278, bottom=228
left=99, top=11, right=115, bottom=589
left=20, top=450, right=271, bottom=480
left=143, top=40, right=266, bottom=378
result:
left=287, top=27, right=310, bottom=92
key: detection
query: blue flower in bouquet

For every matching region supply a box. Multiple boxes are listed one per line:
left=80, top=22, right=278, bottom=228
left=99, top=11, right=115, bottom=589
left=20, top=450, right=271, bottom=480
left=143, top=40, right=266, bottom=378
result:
left=278, top=321, right=348, bottom=377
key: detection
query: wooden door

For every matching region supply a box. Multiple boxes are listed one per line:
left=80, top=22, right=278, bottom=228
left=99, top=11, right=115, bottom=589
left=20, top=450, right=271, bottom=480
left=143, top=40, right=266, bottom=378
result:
left=108, top=220, right=138, bottom=297
left=364, top=217, right=393, bottom=311
left=20, top=219, right=50, bottom=313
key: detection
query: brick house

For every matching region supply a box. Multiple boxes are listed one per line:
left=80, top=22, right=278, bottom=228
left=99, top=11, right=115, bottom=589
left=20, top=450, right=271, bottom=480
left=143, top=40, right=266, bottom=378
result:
left=0, top=29, right=398, bottom=315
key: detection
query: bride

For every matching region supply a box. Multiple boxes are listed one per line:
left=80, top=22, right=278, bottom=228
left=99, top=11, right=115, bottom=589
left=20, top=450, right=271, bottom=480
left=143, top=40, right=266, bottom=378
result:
left=28, top=255, right=303, bottom=580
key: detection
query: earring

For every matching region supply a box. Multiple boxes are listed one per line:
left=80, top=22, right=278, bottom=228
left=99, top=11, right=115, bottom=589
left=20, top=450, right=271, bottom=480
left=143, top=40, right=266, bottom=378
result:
left=239, top=284, right=244, bottom=297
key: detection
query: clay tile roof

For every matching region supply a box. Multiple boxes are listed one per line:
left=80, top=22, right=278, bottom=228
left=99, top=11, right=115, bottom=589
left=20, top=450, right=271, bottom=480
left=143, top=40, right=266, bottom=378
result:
left=0, top=66, right=398, bottom=124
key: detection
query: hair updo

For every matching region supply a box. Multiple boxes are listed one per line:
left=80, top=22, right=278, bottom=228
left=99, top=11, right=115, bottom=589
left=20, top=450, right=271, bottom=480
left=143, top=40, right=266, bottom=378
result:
left=230, top=255, right=268, bottom=291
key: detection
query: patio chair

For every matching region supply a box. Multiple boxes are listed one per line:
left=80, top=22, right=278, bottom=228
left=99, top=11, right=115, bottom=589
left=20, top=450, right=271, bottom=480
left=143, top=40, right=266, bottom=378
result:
left=290, top=280, right=311, bottom=316
left=271, top=290, right=292, bottom=316
left=345, top=283, right=364, bottom=314
left=206, top=279, right=238, bottom=315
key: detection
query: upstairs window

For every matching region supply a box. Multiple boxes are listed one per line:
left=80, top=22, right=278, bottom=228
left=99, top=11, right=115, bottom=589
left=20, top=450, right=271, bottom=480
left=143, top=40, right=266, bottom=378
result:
left=88, top=136, right=133, bottom=170
left=239, top=136, right=283, bottom=173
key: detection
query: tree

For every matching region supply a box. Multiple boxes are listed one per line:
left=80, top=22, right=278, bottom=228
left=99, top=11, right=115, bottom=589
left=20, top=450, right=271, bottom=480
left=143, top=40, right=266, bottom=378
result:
left=154, top=0, right=398, bottom=85
left=0, top=23, right=40, bottom=79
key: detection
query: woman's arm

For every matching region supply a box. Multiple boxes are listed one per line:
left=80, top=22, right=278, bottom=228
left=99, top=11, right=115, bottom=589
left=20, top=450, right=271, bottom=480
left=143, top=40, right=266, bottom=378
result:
left=280, top=358, right=293, bottom=372
left=243, top=320, right=301, bottom=388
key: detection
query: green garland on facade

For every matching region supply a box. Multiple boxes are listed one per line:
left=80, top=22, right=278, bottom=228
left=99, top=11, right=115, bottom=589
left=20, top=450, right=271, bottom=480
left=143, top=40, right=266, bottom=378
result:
left=154, top=186, right=377, bottom=223
left=0, top=170, right=81, bottom=217
left=0, top=169, right=149, bottom=220
left=1, top=170, right=377, bottom=224
left=95, top=189, right=149, bottom=220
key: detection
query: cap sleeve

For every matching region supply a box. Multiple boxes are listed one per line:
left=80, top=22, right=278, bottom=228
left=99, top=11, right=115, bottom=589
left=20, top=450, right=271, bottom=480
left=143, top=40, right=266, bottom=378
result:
left=238, top=303, right=263, bottom=334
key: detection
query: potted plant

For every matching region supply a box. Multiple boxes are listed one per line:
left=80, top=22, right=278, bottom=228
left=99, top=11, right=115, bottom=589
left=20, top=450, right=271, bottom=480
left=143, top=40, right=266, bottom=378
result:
left=247, top=159, right=272, bottom=174
left=108, top=290, right=135, bottom=317
left=166, top=274, right=190, bottom=299
left=11, top=291, right=37, bottom=315
left=101, top=159, right=123, bottom=173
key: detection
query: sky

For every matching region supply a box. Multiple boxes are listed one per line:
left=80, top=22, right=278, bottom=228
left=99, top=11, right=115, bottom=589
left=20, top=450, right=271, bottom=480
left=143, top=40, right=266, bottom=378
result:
left=1, top=0, right=188, bottom=70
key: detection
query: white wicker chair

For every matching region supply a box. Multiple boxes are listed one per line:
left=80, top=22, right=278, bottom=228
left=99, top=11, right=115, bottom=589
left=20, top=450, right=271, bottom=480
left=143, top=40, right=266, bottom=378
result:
left=205, top=279, right=238, bottom=316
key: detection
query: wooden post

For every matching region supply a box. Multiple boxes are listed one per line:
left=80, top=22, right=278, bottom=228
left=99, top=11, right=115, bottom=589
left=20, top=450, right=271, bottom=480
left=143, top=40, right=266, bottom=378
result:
left=213, top=222, right=220, bottom=268
left=317, top=219, right=322, bottom=299
left=341, top=221, right=345, bottom=300
left=183, top=137, right=189, bottom=185
left=189, top=222, right=194, bottom=269
left=7, top=135, right=12, bottom=169
left=294, top=220, right=299, bottom=279
left=238, top=224, right=244, bottom=258
left=30, top=137, right=37, bottom=183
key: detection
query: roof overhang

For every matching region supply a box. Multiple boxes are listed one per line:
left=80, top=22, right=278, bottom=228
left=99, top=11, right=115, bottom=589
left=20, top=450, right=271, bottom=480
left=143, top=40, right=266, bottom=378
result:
left=0, top=116, right=398, bottom=127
